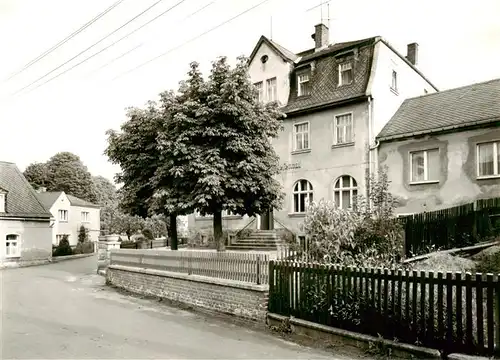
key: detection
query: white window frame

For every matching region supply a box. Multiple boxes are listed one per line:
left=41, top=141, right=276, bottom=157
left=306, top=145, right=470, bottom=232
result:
left=81, top=211, right=90, bottom=223
left=266, top=77, right=277, bottom=102
left=391, top=70, right=398, bottom=92
left=333, top=176, right=358, bottom=210
left=0, top=192, right=5, bottom=213
left=293, top=121, right=310, bottom=151
left=5, top=233, right=21, bottom=258
left=477, top=140, right=500, bottom=178
left=297, top=71, right=311, bottom=97
left=254, top=81, right=263, bottom=102
left=333, top=112, right=354, bottom=145
left=58, top=209, right=68, bottom=222
left=292, top=179, right=314, bottom=214
left=409, top=148, right=440, bottom=184
left=338, top=62, right=353, bottom=86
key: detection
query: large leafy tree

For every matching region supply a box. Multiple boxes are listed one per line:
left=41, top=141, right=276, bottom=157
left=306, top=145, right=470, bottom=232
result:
left=105, top=102, right=181, bottom=249
left=92, top=175, right=119, bottom=235
left=157, top=57, right=285, bottom=250
left=24, top=152, right=98, bottom=203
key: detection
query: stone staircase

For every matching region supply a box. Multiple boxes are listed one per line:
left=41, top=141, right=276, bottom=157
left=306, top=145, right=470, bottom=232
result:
left=226, top=230, right=280, bottom=251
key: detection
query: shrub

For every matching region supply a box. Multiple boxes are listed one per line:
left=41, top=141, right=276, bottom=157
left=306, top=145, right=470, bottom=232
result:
left=78, top=225, right=89, bottom=243
left=53, top=235, right=73, bottom=257
left=476, top=251, right=500, bottom=274
left=142, top=228, right=154, bottom=240
left=73, top=241, right=94, bottom=254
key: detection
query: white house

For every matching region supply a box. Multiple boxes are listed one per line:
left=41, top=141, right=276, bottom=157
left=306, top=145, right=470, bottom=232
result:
left=36, top=190, right=101, bottom=246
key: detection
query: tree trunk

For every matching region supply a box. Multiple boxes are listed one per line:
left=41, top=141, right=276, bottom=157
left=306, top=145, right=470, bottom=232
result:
left=213, top=210, right=224, bottom=252
left=169, top=214, right=178, bottom=250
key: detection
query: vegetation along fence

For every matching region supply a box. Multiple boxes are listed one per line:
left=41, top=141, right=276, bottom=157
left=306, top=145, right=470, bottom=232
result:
left=269, top=260, right=500, bottom=357
left=402, top=198, right=500, bottom=257
left=120, top=238, right=167, bottom=249
left=110, top=250, right=269, bottom=285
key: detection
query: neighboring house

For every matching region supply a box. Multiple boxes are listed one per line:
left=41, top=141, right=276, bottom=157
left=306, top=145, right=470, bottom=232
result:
left=189, top=22, right=437, bottom=234
left=36, top=190, right=100, bottom=246
left=0, top=161, right=52, bottom=266
left=377, top=78, right=500, bottom=215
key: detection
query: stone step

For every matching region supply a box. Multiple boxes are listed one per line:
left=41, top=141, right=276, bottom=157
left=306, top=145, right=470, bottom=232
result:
left=233, top=238, right=278, bottom=243
left=226, top=245, right=278, bottom=251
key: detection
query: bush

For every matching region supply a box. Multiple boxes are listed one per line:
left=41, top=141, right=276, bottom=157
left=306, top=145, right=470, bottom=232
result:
left=142, top=228, right=154, bottom=240
left=78, top=225, right=89, bottom=243
left=73, top=241, right=94, bottom=254
left=53, top=236, right=73, bottom=257
left=476, top=251, right=500, bottom=274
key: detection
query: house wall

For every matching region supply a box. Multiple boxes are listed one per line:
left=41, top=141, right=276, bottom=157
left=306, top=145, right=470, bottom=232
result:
left=0, top=218, right=52, bottom=264
left=49, top=193, right=74, bottom=245
left=379, top=127, right=500, bottom=214
left=369, top=41, right=437, bottom=142
left=273, top=102, right=370, bottom=232
left=248, top=42, right=292, bottom=106
left=188, top=214, right=254, bottom=234
left=71, top=206, right=100, bottom=243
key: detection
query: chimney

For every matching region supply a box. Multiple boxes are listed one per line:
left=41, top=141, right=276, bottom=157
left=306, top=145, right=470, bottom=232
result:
left=36, top=187, right=47, bottom=193
left=311, top=23, right=329, bottom=52
left=406, top=42, right=419, bottom=66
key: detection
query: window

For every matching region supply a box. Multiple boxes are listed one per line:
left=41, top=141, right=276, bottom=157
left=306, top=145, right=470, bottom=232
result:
left=0, top=192, right=5, bottom=213
left=58, top=209, right=68, bottom=222
left=333, top=176, right=358, bottom=209
left=339, top=62, right=353, bottom=86
left=297, top=72, right=311, bottom=96
left=293, top=122, right=310, bottom=151
left=334, top=113, right=353, bottom=144
left=477, top=141, right=500, bottom=177
left=6, top=234, right=20, bottom=257
left=56, top=234, right=69, bottom=245
left=81, top=211, right=90, bottom=222
left=391, top=70, right=398, bottom=92
left=254, top=82, right=263, bottom=102
left=292, top=180, right=313, bottom=213
left=410, top=149, right=440, bottom=183
left=266, top=77, right=277, bottom=102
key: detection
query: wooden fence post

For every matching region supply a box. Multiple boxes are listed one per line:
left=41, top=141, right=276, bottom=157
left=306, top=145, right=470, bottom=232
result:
left=256, top=255, right=261, bottom=285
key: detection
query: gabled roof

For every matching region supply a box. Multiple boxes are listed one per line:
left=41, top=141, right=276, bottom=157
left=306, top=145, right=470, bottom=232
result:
left=36, top=191, right=64, bottom=210
left=248, top=36, right=298, bottom=64
left=377, top=78, right=500, bottom=142
left=0, top=162, right=51, bottom=219
left=66, top=194, right=100, bottom=209
left=36, top=191, right=100, bottom=209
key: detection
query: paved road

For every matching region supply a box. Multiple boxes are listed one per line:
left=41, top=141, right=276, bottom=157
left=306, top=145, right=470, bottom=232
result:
left=1, top=256, right=356, bottom=359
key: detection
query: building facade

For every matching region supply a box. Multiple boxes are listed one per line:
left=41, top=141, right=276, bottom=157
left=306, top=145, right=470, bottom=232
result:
left=37, top=190, right=101, bottom=246
left=0, top=162, right=52, bottom=266
left=377, top=78, right=500, bottom=214
left=190, top=23, right=437, bottom=234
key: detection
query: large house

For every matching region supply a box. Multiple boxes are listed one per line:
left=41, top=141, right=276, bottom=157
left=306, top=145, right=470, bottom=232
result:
left=189, top=23, right=437, bottom=234
left=0, top=161, right=52, bottom=266
left=36, top=190, right=101, bottom=246
left=377, top=78, right=500, bottom=215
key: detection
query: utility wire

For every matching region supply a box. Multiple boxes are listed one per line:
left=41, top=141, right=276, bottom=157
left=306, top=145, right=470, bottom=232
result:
left=3, top=0, right=125, bottom=82
left=18, top=0, right=188, bottom=95
left=87, top=1, right=215, bottom=78
left=113, top=0, right=271, bottom=81
left=10, top=0, right=168, bottom=96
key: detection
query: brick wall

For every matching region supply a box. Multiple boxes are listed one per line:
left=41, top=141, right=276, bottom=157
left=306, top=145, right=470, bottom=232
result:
left=107, top=265, right=269, bottom=321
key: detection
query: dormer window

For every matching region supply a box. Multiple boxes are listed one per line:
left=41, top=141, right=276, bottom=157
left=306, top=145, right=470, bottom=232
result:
left=339, top=62, right=353, bottom=86
left=0, top=192, right=5, bottom=213
left=297, top=71, right=311, bottom=97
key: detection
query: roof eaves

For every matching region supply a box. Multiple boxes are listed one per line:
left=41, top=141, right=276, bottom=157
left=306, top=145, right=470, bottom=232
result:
left=380, top=38, right=439, bottom=92
left=13, top=164, right=53, bottom=216
left=248, top=36, right=296, bottom=65
left=284, top=95, right=368, bottom=117
left=377, top=116, right=500, bottom=143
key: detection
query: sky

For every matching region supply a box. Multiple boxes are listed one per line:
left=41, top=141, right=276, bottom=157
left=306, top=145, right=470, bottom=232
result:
left=0, top=0, right=499, bottom=183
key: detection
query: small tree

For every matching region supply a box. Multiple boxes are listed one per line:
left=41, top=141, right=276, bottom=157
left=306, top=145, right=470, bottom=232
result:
left=53, top=235, right=72, bottom=257
left=78, top=225, right=88, bottom=243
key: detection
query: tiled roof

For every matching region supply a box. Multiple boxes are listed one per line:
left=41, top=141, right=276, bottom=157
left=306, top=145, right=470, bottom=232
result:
left=283, top=37, right=377, bottom=114
left=66, top=194, right=100, bottom=209
left=268, top=38, right=298, bottom=62
left=248, top=36, right=298, bottom=64
left=0, top=162, right=52, bottom=219
left=36, top=191, right=63, bottom=210
left=377, top=78, right=500, bottom=141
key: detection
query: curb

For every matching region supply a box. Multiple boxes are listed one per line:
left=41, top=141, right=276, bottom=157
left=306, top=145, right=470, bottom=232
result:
left=51, top=253, right=95, bottom=263
left=267, top=313, right=442, bottom=359
left=447, top=354, right=490, bottom=360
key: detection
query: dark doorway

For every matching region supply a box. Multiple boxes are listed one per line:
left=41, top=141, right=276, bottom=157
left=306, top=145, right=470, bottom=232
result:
left=260, top=209, right=274, bottom=230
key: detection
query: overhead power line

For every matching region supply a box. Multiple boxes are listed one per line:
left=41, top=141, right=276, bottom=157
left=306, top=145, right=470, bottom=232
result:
left=3, top=0, right=125, bottom=82
left=17, top=0, right=189, bottom=95
left=114, top=0, right=271, bottom=81
left=10, top=0, right=168, bottom=96
left=87, top=1, right=215, bottom=78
